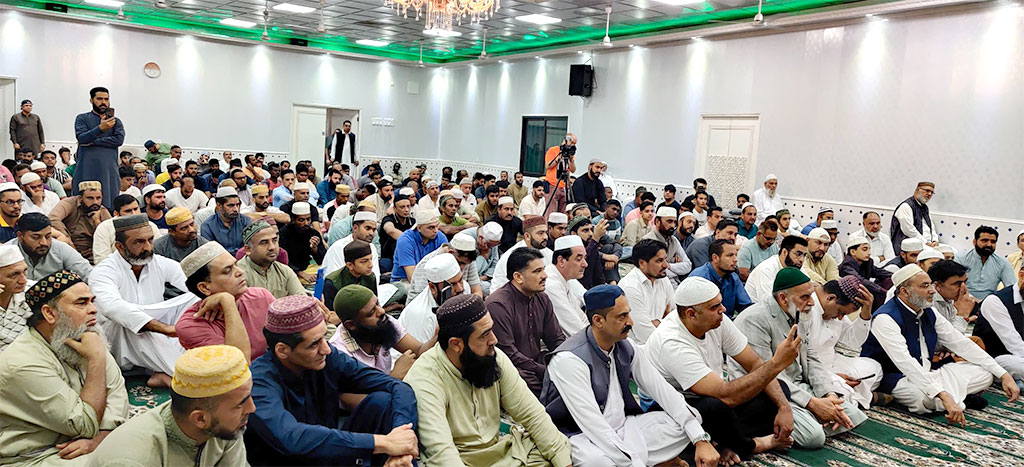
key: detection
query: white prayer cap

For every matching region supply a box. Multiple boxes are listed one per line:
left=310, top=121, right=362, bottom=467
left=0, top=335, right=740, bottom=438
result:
left=678, top=211, right=694, bottom=221
left=293, top=182, right=311, bottom=192
left=353, top=211, right=377, bottom=223
left=291, top=201, right=311, bottom=216
left=180, top=242, right=228, bottom=278
left=450, top=189, right=464, bottom=200
left=821, top=220, right=839, bottom=231
left=458, top=178, right=471, bottom=186
left=656, top=206, right=677, bottom=219
left=498, top=196, right=515, bottom=206
left=675, top=276, right=721, bottom=307
left=215, top=186, right=238, bottom=199
left=480, top=222, right=503, bottom=242
left=917, top=248, right=944, bottom=262
left=0, top=182, right=19, bottom=193
left=554, top=235, right=584, bottom=251
left=425, top=180, right=439, bottom=189
left=817, top=206, right=834, bottom=215
left=0, top=245, right=23, bottom=268
left=807, top=228, right=830, bottom=242
left=589, top=158, right=601, bottom=165
left=763, top=173, right=778, bottom=183
left=424, top=253, right=461, bottom=283
left=142, top=184, right=165, bottom=197
left=548, top=212, right=569, bottom=225
left=900, top=238, right=925, bottom=252
left=19, top=172, right=40, bottom=185
left=399, top=187, right=415, bottom=196
left=29, top=161, right=45, bottom=171
left=845, top=235, right=870, bottom=249
left=415, top=208, right=440, bottom=225
left=450, top=233, right=477, bottom=252
left=936, top=243, right=955, bottom=254
left=892, top=264, right=924, bottom=289
left=740, top=202, right=755, bottom=211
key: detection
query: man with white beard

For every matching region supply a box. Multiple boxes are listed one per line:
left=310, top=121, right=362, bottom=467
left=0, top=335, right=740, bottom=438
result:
left=0, top=270, right=129, bottom=465
left=752, top=174, right=782, bottom=225
left=91, top=215, right=199, bottom=388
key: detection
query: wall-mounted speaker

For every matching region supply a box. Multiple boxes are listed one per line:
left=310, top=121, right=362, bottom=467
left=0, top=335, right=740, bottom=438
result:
left=569, top=64, right=593, bottom=97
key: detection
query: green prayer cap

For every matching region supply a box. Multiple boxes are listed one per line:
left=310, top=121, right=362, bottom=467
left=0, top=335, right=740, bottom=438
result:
left=567, top=215, right=590, bottom=234
left=773, top=267, right=810, bottom=293
left=334, top=284, right=376, bottom=322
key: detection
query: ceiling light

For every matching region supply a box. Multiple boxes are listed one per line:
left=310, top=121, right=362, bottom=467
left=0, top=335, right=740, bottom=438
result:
left=535, top=55, right=541, bottom=59
left=865, top=13, right=874, bottom=17
left=86, top=0, right=124, bottom=7
left=423, top=28, right=462, bottom=37
left=356, top=39, right=389, bottom=47
left=273, top=3, right=315, bottom=13
left=628, top=44, right=635, bottom=48
left=516, top=14, right=561, bottom=25
left=577, top=50, right=583, bottom=54
left=652, top=0, right=704, bottom=4
left=220, top=17, right=257, bottom=28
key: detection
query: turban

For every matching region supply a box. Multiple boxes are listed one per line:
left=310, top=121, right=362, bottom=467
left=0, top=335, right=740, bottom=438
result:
left=425, top=253, right=461, bottom=283
left=437, top=294, right=486, bottom=330
left=773, top=267, right=810, bottom=293
left=567, top=216, right=590, bottom=234
left=172, top=345, right=251, bottom=399
left=113, top=214, right=149, bottom=233
left=523, top=216, right=546, bottom=231
left=901, top=238, right=924, bottom=252
left=334, top=284, right=376, bottom=321
left=837, top=275, right=865, bottom=303
left=16, top=213, right=50, bottom=232
left=165, top=206, right=193, bottom=227
left=181, top=242, right=228, bottom=278
left=548, top=212, right=568, bottom=224
left=554, top=235, right=584, bottom=251
left=450, top=233, right=477, bottom=252
left=480, top=222, right=503, bottom=242
left=77, top=181, right=102, bottom=192
left=343, top=240, right=372, bottom=263
left=584, top=284, right=624, bottom=311
left=242, top=221, right=271, bottom=245
left=892, top=264, right=924, bottom=289
left=292, top=202, right=311, bottom=216
left=266, top=295, right=324, bottom=334
left=0, top=245, right=23, bottom=268
left=415, top=209, right=440, bottom=225
left=675, top=276, right=721, bottom=307
left=26, top=270, right=84, bottom=312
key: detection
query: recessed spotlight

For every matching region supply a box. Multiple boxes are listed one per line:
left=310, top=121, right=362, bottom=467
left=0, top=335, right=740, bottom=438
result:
left=356, top=39, right=389, bottom=47
left=220, top=17, right=256, bottom=28
left=535, top=55, right=541, bottom=59
left=85, top=0, right=124, bottom=7
left=272, top=3, right=314, bottom=13
left=628, top=44, right=635, bottom=48
left=423, top=28, right=462, bottom=37
left=516, top=14, right=561, bottom=25
left=865, top=13, right=874, bottom=17
left=577, top=50, right=583, bottom=54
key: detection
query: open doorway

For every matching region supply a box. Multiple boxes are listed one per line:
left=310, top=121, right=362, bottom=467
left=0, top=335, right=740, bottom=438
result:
left=325, top=108, right=360, bottom=173
left=290, top=105, right=362, bottom=175
left=0, top=78, right=16, bottom=163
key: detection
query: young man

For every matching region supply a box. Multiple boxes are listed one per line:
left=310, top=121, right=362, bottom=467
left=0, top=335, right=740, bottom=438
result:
left=619, top=239, right=674, bottom=343
left=745, top=235, right=809, bottom=304
left=391, top=209, right=449, bottom=282
left=153, top=206, right=208, bottom=262
left=241, top=184, right=290, bottom=225
left=278, top=201, right=326, bottom=282
left=490, top=216, right=550, bottom=291
left=955, top=225, right=1018, bottom=300
left=690, top=239, right=754, bottom=318
left=544, top=235, right=589, bottom=336
left=377, top=193, right=414, bottom=273
left=737, top=220, right=781, bottom=281
left=141, top=184, right=169, bottom=229
left=323, top=240, right=377, bottom=312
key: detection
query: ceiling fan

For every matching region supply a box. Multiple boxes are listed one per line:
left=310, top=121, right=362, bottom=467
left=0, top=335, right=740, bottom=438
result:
left=706, top=0, right=783, bottom=28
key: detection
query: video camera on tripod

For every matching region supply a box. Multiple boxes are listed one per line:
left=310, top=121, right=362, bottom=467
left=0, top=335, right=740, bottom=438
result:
left=555, top=137, right=577, bottom=178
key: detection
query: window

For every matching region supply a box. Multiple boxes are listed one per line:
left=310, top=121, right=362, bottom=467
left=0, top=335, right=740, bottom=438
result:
left=519, top=116, right=568, bottom=177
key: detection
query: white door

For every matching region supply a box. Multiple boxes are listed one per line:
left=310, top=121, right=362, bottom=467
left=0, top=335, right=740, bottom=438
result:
left=290, top=105, right=327, bottom=168
left=0, top=79, right=15, bottom=162
left=325, top=108, right=360, bottom=171
left=693, top=115, right=760, bottom=206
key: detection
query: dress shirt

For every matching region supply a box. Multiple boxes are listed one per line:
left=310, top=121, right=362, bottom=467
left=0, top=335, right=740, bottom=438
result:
left=851, top=228, right=896, bottom=266
left=745, top=256, right=784, bottom=303
left=619, top=267, right=674, bottom=343
left=543, top=263, right=588, bottom=336
left=979, top=286, right=1024, bottom=356
left=870, top=299, right=1006, bottom=399
left=689, top=262, right=752, bottom=318
left=486, top=282, right=566, bottom=393
left=894, top=203, right=938, bottom=244
left=955, top=248, right=1017, bottom=299
left=200, top=212, right=253, bottom=255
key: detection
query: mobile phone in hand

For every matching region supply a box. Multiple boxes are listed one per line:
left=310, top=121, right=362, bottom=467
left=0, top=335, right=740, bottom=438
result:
left=105, top=107, right=115, bottom=119
left=855, top=373, right=876, bottom=382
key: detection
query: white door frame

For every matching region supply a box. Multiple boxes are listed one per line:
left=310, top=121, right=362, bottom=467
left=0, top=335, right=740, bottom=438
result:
left=0, top=77, right=16, bottom=163
left=694, top=114, right=761, bottom=192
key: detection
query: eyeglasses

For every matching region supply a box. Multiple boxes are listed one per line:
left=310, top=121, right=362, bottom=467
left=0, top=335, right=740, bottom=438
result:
left=1, top=199, right=25, bottom=206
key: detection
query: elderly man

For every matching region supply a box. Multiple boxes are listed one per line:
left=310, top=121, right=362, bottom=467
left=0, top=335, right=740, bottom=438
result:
left=862, top=265, right=1019, bottom=425
left=752, top=174, right=782, bottom=224
left=176, top=242, right=276, bottom=361
left=973, top=264, right=1024, bottom=390
left=545, top=235, right=589, bottom=336
left=466, top=222, right=502, bottom=295
left=92, top=215, right=198, bottom=387
left=237, top=221, right=306, bottom=300
left=201, top=186, right=253, bottom=256
left=542, top=284, right=718, bottom=466
left=0, top=271, right=129, bottom=465
left=691, top=239, right=754, bottom=318
left=487, top=247, right=566, bottom=395
left=883, top=237, right=925, bottom=273
left=955, top=225, right=1018, bottom=300
left=0, top=182, right=23, bottom=242
left=737, top=220, right=780, bottom=282
left=141, top=184, right=169, bottom=229
left=278, top=201, right=326, bottom=282
left=685, top=219, right=739, bottom=268
left=490, top=216, right=551, bottom=291
left=0, top=246, right=29, bottom=353
left=153, top=207, right=208, bottom=262
left=164, top=175, right=209, bottom=214
left=891, top=181, right=939, bottom=250
left=851, top=211, right=896, bottom=265
left=406, top=232, right=482, bottom=303
left=92, top=194, right=161, bottom=265
left=619, top=239, right=675, bottom=343
left=48, top=181, right=110, bottom=264
left=245, top=295, right=419, bottom=466
left=21, top=171, right=60, bottom=215
left=642, top=206, right=692, bottom=282
left=87, top=345, right=253, bottom=466
left=11, top=213, right=93, bottom=280
left=733, top=268, right=867, bottom=448
left=802, top=227, right=840, bottom=285
left=646, top=277, right=797, bottom=463
left=518, top=180, right=546, bottom=219
left=488, top=196, right=523, bottom=254
left=405, top=294, right=571, bottom=465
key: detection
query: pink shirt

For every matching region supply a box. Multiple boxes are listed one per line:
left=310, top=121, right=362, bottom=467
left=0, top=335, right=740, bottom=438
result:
left=328, top=315, right=406, bottom=373
left=625, top=208, right=642, bottom=225
left=175, top=287, right=275, bottom=361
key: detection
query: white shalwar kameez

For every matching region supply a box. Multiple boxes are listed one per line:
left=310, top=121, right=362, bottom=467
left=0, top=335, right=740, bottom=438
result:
left=489, top=240, right=552, bottom=291
left=543, top=263, right=588, bottom=336
left=806, top=294, right=881, bottom=408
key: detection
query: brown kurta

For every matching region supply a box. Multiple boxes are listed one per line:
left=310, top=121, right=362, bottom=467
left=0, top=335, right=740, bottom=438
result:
left=8, top=112, right=44, bottom=152
left=48, top=197, right=111, bottom=263
left=485, top=282, right=566, bottom=394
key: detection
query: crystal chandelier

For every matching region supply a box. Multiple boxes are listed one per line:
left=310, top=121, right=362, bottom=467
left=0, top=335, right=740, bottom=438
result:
left=385, top=0, right=499, bottom=31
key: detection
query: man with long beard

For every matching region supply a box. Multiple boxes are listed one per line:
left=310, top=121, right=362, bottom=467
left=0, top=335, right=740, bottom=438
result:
left=406, top=293, right=572, bottom=466
left=0, top=271, right=129, bottom=464
left=48, top=181, right=111, bottom=264
left=643, top=206, right=692, bottom=282
left=732, top=268, right=867, bottom=448
left=91, top=215, right=199, bottom=387
left=86, top=345, right=254, bottom=465
left=752, top=174, right=782, bottom=225
left=891, top=181, right=938, bottom=249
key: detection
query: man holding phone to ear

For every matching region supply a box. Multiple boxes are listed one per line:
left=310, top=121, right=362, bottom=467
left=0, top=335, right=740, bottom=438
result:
left=73, top=86, right=124, bottom=210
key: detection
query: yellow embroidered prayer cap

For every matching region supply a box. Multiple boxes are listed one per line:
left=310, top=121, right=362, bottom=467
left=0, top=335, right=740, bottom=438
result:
left=172, top=345, right=252, bottom=398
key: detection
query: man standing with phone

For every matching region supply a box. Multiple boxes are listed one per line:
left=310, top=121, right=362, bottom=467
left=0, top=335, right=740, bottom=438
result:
left=73, top=87, right=124, bottom=210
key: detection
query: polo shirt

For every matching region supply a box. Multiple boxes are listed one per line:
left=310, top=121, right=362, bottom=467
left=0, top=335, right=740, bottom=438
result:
left=200, top=212, right=254, bottom=255
left=391, top=228, right=449, bottom=281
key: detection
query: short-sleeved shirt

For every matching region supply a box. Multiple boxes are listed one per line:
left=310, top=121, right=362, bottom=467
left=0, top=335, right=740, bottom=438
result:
left=379, top=213, right=415, bottom=260
left=174, top=287, right=275, bottom=361
left=645, top=310, right=748, bottom=395
left=544, top=146, right=572, bottom=185
left=391, top=229, right=449, bottom=281
left=328, top=315, right=406, bottom=373
left=738, top=240, right=780, bottom=270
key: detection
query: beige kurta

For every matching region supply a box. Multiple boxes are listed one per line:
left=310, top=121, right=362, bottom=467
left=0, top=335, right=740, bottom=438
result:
left=85, top=402, right=247, bottom=467
left=404, top=345, right=572, bottom=467
left=0, top=328, right=128, bottom=465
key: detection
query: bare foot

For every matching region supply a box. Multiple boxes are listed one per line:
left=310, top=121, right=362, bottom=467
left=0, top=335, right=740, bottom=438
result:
left=753, top=434, right=793, bottom=453
left=719, top=448, right=742, bottom=466
left=146, top=372, right=172, bottom=388
left=654, top=457, right=687, bottom=467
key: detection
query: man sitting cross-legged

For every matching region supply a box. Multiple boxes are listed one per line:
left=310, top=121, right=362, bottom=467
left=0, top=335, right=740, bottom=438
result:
left=645, top=276, right=798, bottom=463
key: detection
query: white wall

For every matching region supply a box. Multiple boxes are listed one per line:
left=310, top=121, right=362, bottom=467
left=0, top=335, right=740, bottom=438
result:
left=438, top=5, right=1024, bottom=221
left=0, top=10, right=444, bottom=161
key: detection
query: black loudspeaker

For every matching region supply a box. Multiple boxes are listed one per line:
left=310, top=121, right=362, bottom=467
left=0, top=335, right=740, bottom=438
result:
left=569, top=64, right=593, bottom=97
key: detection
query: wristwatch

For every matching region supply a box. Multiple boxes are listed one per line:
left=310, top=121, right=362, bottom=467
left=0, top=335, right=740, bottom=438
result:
left=693, top=432, right=712, bottom=444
